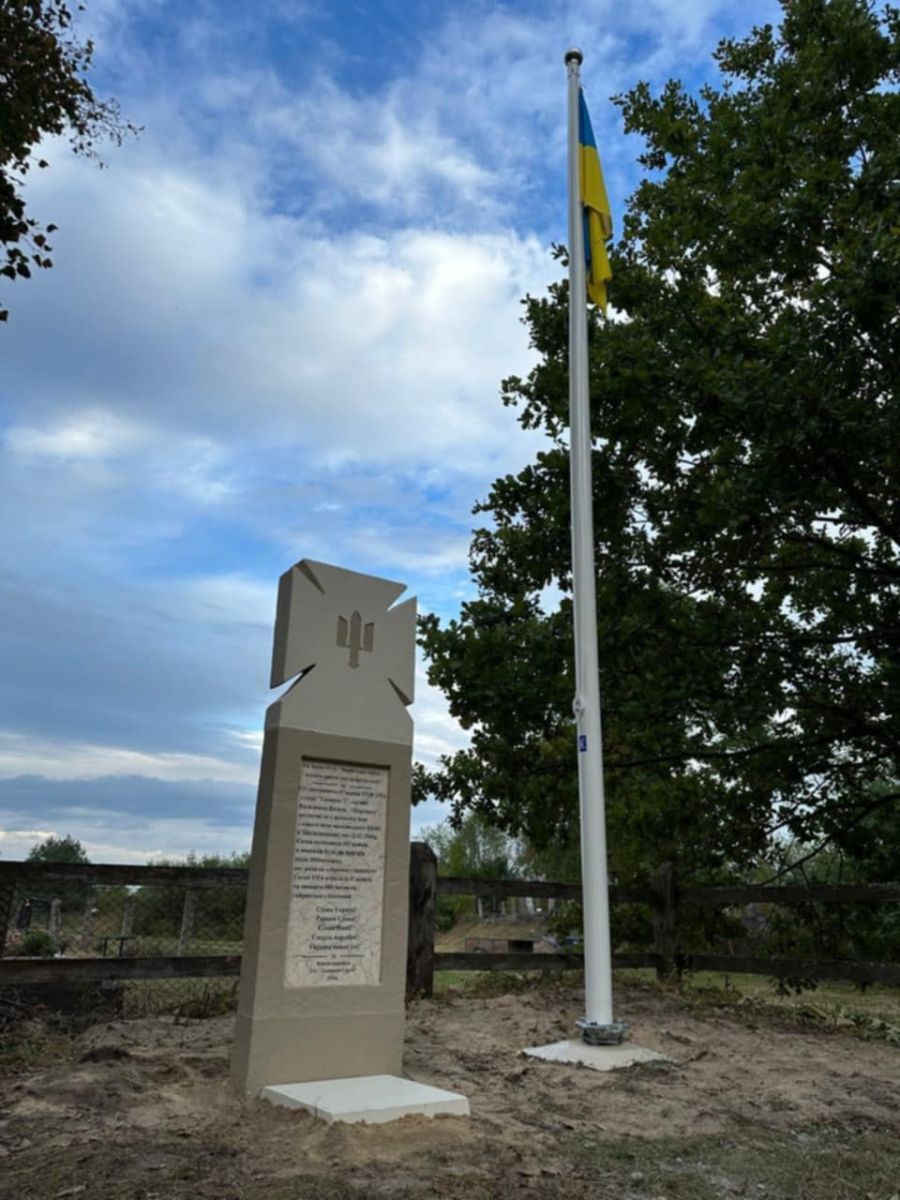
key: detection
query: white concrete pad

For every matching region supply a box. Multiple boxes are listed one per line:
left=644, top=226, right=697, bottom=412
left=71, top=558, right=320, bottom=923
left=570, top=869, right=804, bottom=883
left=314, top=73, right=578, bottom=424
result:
left=522, top=1039, right=669, bottom=1071
left=261, top=1074, right=470, bottom=1124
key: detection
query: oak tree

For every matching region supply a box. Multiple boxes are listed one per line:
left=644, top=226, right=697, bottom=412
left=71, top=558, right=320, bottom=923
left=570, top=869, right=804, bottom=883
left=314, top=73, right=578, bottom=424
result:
left=418, top=0, right=899, bottom=882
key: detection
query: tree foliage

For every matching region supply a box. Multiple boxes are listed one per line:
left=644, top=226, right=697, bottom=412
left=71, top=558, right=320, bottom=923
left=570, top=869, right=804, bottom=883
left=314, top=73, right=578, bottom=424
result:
left=421, top=813, right=520, bottom=880
left=418, top=0, right=899, bottom=882
left=0, top=0, right=135, bottom=320
left=25, top=832, right=90, bottom=905
left=26, top=833, right=89, bottom=864
left=420, top=813, right=521, bottom=927
left=754, top=794, right=900, bottom=961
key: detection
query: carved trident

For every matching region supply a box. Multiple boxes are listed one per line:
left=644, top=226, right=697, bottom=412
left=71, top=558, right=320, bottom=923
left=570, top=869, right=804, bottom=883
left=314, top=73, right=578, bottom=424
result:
left=336, top=610, right=374, bottom=668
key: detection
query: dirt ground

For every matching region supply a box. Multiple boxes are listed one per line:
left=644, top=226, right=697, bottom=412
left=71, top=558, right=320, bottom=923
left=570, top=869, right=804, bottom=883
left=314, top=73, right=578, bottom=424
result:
left=1, top=979, right=898, bottom=1200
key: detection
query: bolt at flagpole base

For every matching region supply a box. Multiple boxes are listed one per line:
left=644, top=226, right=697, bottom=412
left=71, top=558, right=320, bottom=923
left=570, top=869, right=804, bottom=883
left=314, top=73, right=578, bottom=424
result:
left=576, top=1018, right=630, bottom=1046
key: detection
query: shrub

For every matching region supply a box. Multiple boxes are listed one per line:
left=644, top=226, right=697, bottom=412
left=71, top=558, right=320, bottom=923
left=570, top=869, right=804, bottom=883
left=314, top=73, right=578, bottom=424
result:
left=16, top=930, right=56, bottom=957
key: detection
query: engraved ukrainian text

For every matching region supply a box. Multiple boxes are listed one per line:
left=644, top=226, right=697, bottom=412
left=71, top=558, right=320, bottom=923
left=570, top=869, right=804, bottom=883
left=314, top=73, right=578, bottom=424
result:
left=285, top=759, right=388, bottom=988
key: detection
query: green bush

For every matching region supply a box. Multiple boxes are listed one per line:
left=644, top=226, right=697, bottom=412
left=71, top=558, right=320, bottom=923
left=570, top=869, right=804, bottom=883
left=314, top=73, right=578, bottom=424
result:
left=16, top=930, right=56, bottom=957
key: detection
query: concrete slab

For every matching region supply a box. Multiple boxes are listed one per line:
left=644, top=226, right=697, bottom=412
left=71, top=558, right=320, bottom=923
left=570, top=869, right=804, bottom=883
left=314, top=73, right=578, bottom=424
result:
left=261, top=1074, right=470, bottom=1124
left=522, top=1039, right=669, bottom=1071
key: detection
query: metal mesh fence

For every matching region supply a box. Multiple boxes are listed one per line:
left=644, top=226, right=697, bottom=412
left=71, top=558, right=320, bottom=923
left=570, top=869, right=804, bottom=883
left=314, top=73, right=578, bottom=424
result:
left=6, top=863, right=896, bottom=1018
left=1, top=870, right=246, bottom=1016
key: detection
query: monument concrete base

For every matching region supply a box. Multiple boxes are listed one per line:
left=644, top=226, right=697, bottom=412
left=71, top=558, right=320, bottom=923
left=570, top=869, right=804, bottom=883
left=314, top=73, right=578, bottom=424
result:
left=261, top=1074, right=470, bottom=1124
left=522, top=1039, right=669, bottom=1071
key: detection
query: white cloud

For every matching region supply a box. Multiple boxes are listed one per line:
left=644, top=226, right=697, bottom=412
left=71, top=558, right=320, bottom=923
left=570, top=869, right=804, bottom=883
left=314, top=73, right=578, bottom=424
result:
left=0, top=821, right=251, bottom=865
left=231, top=729, right=263, bottom=753
left=260, top=77, right=499, bottom=218
left=5, top=409, right=149, bottom=462
left=161, top=575, right=275, bottom=627
left=6, top=152, right=551, bottom=476
left=148, top=437, right=238, bottom=505
left=0, top=731, right=259, bottom=785
left=0, top=828, right=56, bottom=855
left=413, top=663, right=469, bottom=770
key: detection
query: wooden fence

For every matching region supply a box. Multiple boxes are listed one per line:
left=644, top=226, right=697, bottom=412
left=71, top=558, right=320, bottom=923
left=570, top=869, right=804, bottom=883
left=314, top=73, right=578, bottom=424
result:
left=1, top=850, right=898, bottom=1001
left=406, top=845, right=900, bottom=997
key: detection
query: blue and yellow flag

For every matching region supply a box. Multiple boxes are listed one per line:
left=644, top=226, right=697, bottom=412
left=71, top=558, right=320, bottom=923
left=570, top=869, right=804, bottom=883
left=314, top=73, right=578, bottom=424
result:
left=579, top=90, right=612, bottom=312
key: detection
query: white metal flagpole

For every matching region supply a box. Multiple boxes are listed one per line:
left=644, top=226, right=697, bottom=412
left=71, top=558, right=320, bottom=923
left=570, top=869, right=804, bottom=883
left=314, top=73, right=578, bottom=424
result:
left=564, top=47, right=626, bottom=1045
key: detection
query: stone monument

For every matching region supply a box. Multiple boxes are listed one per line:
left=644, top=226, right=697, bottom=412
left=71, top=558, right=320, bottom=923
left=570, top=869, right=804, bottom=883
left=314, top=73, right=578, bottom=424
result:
left=231, top=558, right=468, bottom=1123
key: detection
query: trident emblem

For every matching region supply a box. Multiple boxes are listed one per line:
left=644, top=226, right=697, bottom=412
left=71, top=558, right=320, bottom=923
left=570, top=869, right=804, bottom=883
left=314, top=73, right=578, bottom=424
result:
left=336, top=611, right=374, bottom=668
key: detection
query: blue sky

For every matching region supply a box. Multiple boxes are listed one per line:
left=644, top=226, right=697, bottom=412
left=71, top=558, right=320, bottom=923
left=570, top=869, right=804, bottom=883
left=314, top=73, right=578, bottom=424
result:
left=0, top=0, right=781, bottom=862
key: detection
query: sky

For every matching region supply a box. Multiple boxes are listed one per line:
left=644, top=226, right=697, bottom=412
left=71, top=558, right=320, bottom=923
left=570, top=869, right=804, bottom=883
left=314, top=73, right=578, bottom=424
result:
left=0, top=0, right=782, bottom=863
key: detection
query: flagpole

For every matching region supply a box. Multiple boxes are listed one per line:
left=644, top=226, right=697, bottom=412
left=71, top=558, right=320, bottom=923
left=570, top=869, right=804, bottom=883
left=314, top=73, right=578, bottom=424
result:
left=564, top=47, right=626, bottom=1045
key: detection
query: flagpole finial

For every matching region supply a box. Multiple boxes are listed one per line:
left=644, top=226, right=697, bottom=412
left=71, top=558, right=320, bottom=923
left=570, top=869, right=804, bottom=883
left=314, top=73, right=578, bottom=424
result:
left=565, top=47, right=583, bottom=66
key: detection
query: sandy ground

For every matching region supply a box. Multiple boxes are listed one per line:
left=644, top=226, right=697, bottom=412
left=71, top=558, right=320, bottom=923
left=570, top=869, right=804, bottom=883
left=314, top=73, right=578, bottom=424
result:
left=1, top=981, right=898, bottom=1200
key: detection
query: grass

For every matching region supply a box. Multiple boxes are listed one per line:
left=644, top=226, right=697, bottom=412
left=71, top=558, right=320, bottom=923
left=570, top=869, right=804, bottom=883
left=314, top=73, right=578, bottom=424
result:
left=258, top=1180, right=387, bottom=1200
left=2, top=1134, right=378, bottom=1200
left=471, top=964, right=900, bottom=1019
left=208, top=1129, right=900, bottom=1200
left=433, top=967, right=564, bottom=996
left=565, top=1127, right=900, bottom=1200
left=433, top=966, right=900, bottom=1041
left=5, top=1117, right=898, bottom=1200
left=658, top=969, right=900, bottom=1042
left=0, top=1015, right=80, bottom=1077
left=119, top=975, right=239, bottom=1017
left=680, top=968, right=900, bottom=1015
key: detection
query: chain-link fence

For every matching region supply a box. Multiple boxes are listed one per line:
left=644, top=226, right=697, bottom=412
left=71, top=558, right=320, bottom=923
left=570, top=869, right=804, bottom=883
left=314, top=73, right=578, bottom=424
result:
left=0, top=863, right=247, bottom=1016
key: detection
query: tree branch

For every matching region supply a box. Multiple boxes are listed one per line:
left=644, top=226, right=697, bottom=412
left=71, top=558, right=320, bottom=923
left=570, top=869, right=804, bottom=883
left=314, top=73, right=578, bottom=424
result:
left=759, top=790, right=900, bottom=884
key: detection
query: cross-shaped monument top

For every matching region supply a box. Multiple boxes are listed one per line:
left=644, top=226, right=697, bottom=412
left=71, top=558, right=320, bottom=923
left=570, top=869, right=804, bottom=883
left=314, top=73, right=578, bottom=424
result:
left=267, top=559, right=417, bottom=745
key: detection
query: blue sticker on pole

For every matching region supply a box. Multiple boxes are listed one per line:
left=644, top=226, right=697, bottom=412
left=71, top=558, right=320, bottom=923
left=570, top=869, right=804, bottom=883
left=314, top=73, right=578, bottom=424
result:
left=578, top=734, right=587, bottom=752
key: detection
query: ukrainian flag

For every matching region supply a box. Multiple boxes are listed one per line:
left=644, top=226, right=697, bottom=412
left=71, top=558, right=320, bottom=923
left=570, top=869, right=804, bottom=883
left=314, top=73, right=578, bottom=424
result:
left=579, top=90, right=612, bottom=312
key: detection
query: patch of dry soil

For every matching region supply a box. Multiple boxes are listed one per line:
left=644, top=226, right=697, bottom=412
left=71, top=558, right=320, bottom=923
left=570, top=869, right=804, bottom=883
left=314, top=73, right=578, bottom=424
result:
left=0, top=983, right=897, bottom=1200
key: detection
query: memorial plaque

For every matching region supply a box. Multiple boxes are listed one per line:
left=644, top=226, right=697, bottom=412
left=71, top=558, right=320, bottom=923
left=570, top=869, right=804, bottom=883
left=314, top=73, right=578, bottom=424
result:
left=286, top=760, right=388, bottom=988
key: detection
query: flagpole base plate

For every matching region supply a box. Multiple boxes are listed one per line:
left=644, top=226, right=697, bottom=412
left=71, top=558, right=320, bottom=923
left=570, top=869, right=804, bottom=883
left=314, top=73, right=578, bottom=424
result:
left=576, top=1018, right=630, bottom=1046
left=522, top=1038, right=668, bottom=1071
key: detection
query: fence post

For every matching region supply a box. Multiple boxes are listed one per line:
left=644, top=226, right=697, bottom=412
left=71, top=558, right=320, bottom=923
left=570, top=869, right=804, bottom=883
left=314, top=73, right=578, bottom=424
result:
left=0, top=870, right=18, bottom=957
left=407, top=842, right=437, bottom=1001
left=177, top=891, right=197, bottom=956
left=49, top=898, right=62, bottom=952
left=121, top=894, right=135, bottom=938
left=81, top=895, right=98, bottom=952
left=651, top=862, right=678, bottom=981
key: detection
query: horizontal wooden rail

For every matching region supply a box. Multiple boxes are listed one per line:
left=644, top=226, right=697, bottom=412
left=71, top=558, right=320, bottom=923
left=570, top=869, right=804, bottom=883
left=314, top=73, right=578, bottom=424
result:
left=436, top=874, right=900, bottom=906
left=436, top=876, right=649, bottom=904
left=436, top=951, right=579, bottom=973
left=4, top=862, right=898, bottom=905
left=437, top=876, right=582, bottom=900
left=435, top=951, right=658, bottom=973
left=1, top=949, right=896, bottom=989
left=0, top=862, right=248, bottom=889
left=0, top=955, right=242, bottom=986
left=8, top=950, right=892, bottom=988
left=679, top=882, right=900, bottom=906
